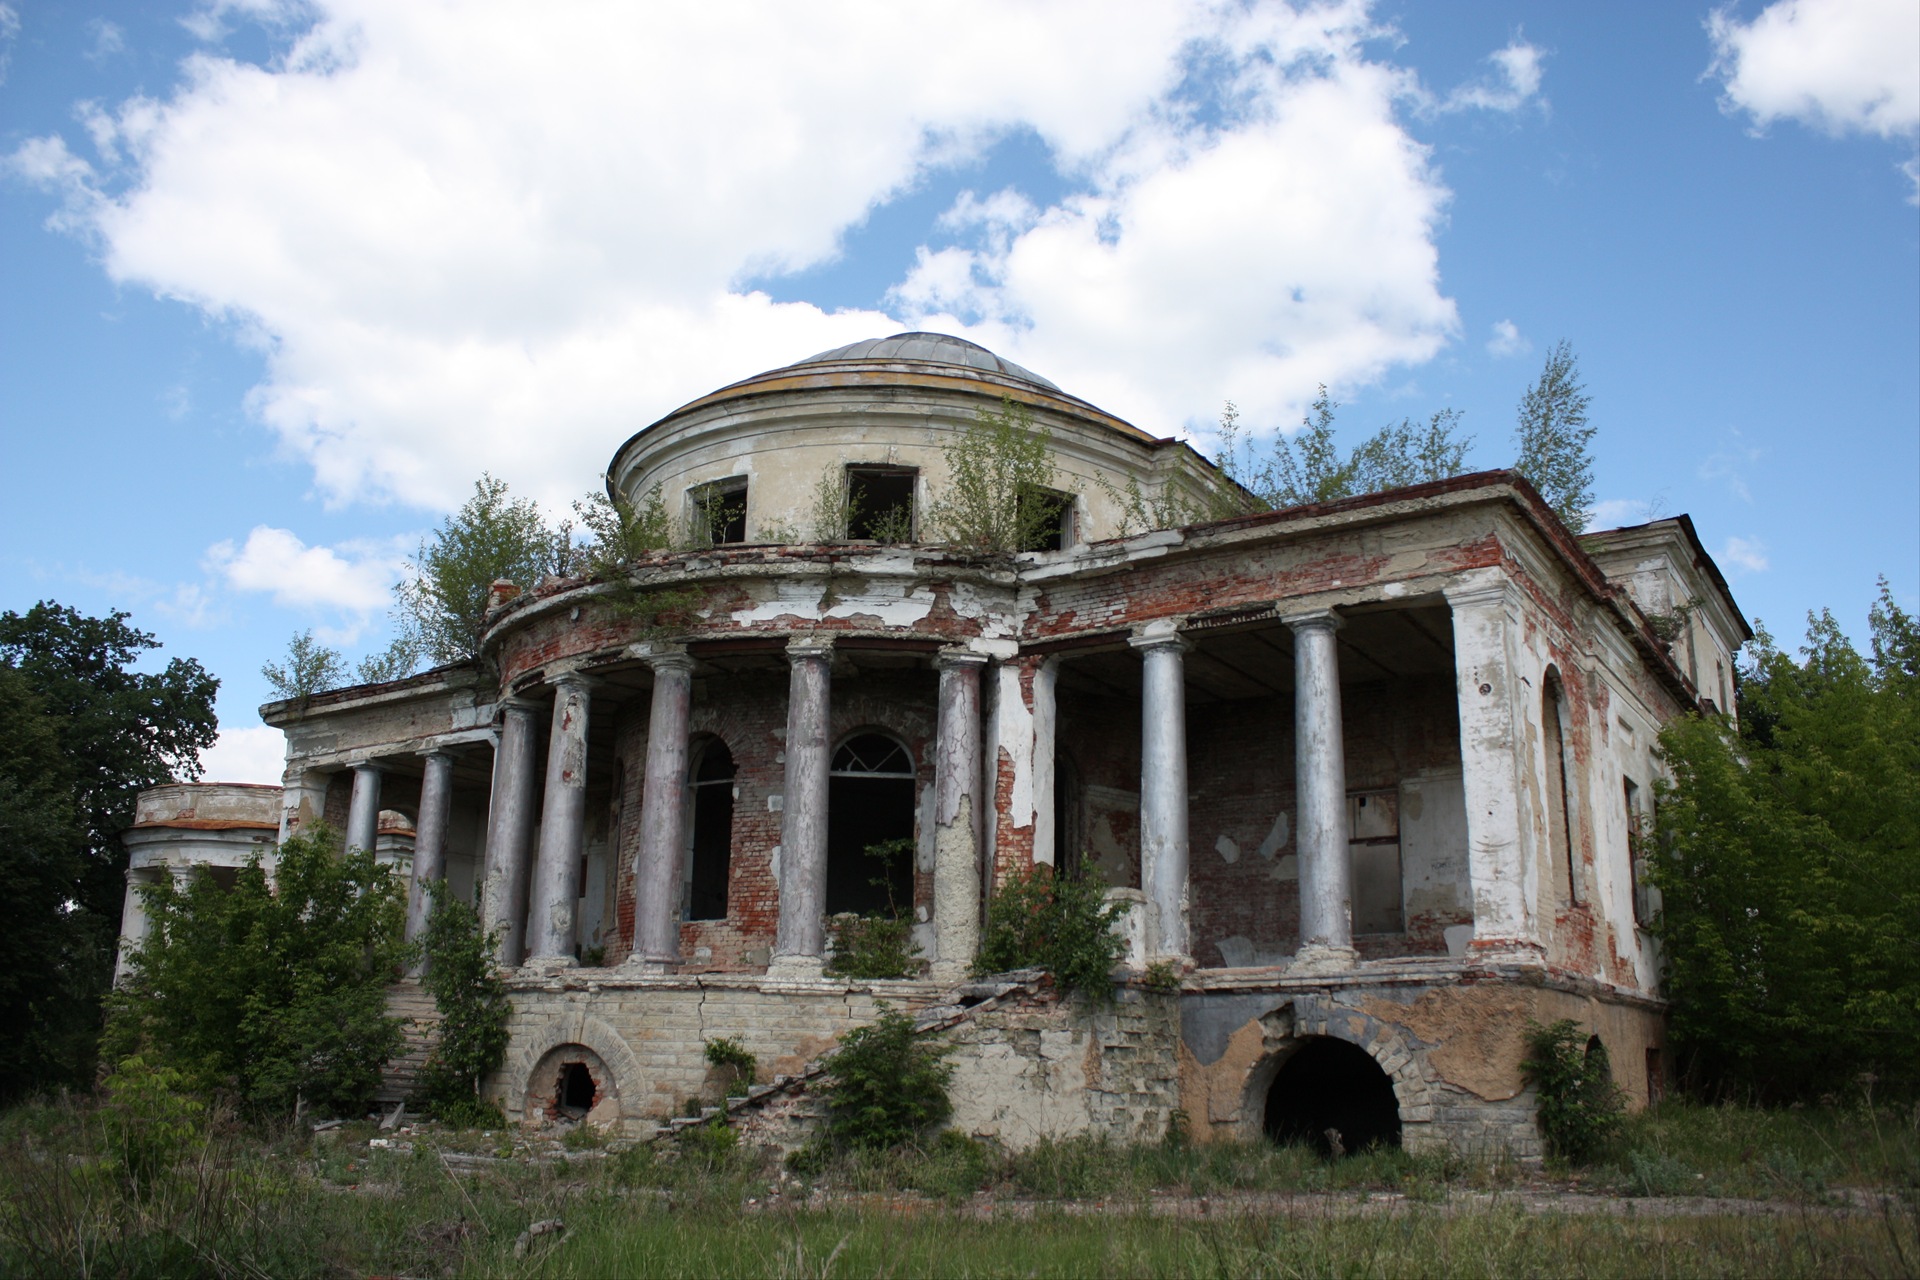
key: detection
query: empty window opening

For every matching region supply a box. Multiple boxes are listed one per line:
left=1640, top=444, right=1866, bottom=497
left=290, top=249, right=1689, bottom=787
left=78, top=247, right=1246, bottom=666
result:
left=846, top=468, right=916, bottom=542
left=1346, top=791, right=1403, bottom=934
left=684, top=741, right=735, bottom=921
left=1018, top=487, right=1075, bottom=551
left=556, top=1062, right=596, bottom=1115
left=827, top=733, right=917, bottom=915
left=1264, top=1038, right=1401, bottom=1157
left=689, top=478, right=748, bottom=546
left=1624, top=776, right=1652, bottom=926
left=1543, top=670, right=1580, bottom=904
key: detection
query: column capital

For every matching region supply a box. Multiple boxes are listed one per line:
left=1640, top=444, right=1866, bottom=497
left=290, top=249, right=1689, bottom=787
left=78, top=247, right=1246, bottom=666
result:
left=417, top=747, right=456, bottom=763
left=786, top=633, right=835, bottom=663
left=498, top=694, right=545, bottom=719
left=934, top=647, right=990, bottom=671
left=1442, top=568, right=1519, bottom=612
left=1281, top=608, right=1344, bottom=634
left=1128, top=620, right=1190, bottom=655
left=546, top=669, right=599, bottom=695
left=646, top=650, right=696, bottom=677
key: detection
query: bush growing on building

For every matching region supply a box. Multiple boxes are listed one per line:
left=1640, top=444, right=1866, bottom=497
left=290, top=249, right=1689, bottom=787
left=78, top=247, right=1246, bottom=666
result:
left=928, top=397, right=1063, bottom=553
left=261, top=629, right=347, bottom=703
left=974, top=863, right=1127, bottom=998
left=1523, top=1020, right=1624, bottom=1163
left=413, top=884, right=511, bottom=1127
left=819, top=1007, right=954, bottom=1152
left=825, top=838, right=922, bottom=980
left=105, top=827, right=405, bottom=1119
left=1652, top=583, right=1919, bottom=1101
left=573, top=484, right=675, bottom=572
left=395, top=474, right=568, bottom=664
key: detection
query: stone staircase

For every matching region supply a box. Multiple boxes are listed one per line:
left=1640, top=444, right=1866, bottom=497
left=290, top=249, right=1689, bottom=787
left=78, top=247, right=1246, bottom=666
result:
left=376, top=979, right=444, bottom=1107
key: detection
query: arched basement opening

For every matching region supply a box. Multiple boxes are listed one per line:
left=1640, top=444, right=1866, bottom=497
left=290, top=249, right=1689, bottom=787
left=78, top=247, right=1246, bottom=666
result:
left=556, top=1061, right=596, bottom=1116
left=826, top=733, right=916, bottom=915
left=1264, top=1037, right=1401, bottom=1157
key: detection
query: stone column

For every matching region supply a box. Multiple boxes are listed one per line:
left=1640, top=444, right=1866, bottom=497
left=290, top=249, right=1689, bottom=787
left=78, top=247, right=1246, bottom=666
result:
left=772, top=635, right=833, bottom=974
left=116, top=866, right=162, bottom=982
left=403, top=750, right=456, bottom=971
left=1445, top=571, right=1541, bottom=959
left=1131, top=623, right=1192, bottom=965
left=1030, top=655, right=1061, bottom=869
left=481, top=699, right=541, bottom=965
left=526, top=674, right=593, bottom=966
left=931, top=649, right=987, bottom=982
left=1287, top=609, right=1355, bottom=972
left=632, top=649, right=695, bottom=969
left=345, top=762, right=383, bottom=854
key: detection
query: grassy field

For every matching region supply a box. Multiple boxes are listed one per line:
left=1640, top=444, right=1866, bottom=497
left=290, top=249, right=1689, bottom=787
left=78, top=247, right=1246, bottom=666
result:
left=2, top=1095, right=1913, bottom=1278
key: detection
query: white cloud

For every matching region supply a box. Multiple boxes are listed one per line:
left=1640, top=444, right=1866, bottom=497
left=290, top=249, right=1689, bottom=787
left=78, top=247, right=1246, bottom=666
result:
left=14, top=0, right=1475, bottom=509
left=1708, top=0, right=1919, bottom=197
left=1486, top=318, right=1529, bottom=357
left=1719, top=536, right=1771, bottom=574
left=0, top=4, right=18, bottom=87
left=196, top=724, right=287, bottom=784
left=1436, top=39, right=1546, bottom=114
left=86, top=19, right=127, bottom=63
left=205, top=526, right=408, bottom=616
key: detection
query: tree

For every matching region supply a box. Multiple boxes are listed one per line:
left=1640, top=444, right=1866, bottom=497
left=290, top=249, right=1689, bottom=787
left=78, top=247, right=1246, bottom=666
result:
left=394, top=474, right=562, bottom=664
left=412, top=884, right=511, bottom=1125
left=0, top=664, right=95, bottom=1101
left=0, top=604, right=218, bottom=927
left=105, top=827, right=406, bottom=1117
left=1512, top=340, right=1596, bottom=532
left=571, top=483, right=674, bottom=575
left=1651, top=582, right=1919, bottom=1100
left=261, top=630, right=347, bottom=703
left=927, top=397, right=1063, bottom=553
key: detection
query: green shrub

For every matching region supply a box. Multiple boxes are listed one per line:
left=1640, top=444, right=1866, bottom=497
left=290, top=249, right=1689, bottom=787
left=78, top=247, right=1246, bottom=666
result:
left=99, top=1055, right=205, bottom=1188
left=821, top=1008, right=953, bottom=1152
left=1523, top=1020, right=1625, bottom=1164
left=975, top=863, right=1126, bottom=998
left=105, top=826, right=405, bottom=1119
left=824, top=839, right=922, bottom=979
left=926, top=397, right=1063, bottom=553
left=413, top=883, right=511, bottom=1125
left=704, top=1037, right=756, bottom=1099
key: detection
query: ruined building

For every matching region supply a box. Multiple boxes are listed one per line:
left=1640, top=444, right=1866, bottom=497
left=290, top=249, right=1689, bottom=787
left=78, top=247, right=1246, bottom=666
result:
left=120, top=333, right=1749, bottom=1153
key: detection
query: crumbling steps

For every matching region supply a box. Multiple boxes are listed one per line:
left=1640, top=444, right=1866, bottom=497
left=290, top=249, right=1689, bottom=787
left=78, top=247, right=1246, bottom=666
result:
left=377, top=979, right=443, bottom=1106
left=655, top=970, right=1049, bottom=1146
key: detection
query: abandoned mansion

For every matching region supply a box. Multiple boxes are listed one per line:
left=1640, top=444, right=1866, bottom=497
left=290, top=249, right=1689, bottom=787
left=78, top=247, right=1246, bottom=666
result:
left=118, top=333, right=1749, bottom=1155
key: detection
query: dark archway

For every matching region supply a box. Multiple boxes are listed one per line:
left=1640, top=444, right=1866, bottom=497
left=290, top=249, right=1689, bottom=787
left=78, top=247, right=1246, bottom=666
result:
left=827, top=733, right=916, bottom=915
left=1264, top=1037, right=1401, bottom=1156
left=556, top=1061, right=596, bottom=1115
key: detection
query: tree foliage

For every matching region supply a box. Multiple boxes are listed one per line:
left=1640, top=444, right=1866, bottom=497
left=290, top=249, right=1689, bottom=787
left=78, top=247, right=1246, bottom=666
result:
left=106, top=827, right=406, bottom=1118
left=1512, top=340, right=1596, bottom=532
left=1652, top=583, right=1920, bottom=1100
left=261, top=629, right=347, bottom=703
left=1216, top=390, right=1475, bottom=512
left=395, top=474, right=567, bottom=664
left=412, top=883, right=511, bottom=1126
left=572, top=484, right=675, bottom=574
left=1522, top=1020, right=1625, bottom=1163
left=928, top=397, right=1064, bottom=553
left=975, top=863, right=1128, bottom=998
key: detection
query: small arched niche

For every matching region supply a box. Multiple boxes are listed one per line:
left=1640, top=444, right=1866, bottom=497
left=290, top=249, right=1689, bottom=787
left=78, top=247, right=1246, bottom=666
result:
left=524, top=1043, right=621, bottom=1129
left=1263, top=1036, right=1402, bottom=1157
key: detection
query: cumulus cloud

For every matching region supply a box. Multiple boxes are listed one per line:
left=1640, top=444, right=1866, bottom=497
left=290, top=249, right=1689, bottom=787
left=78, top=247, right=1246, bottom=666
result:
left=13, top=0, right=1480, bottom=509
left=1708, top=0, right=1919, bottom=196
left=1486, top=318, right=1529, bottom=357
left=1436, top=39, right=1546, bottom=114
left=206, top=526, right=408, bottom=617
left=1719, top=536, right=1771, bottom=574
left=196, top=724, right=287, bottom=784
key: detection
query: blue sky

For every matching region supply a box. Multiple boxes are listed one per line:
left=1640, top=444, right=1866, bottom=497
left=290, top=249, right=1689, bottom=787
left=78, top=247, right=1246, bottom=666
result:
left=3, top=0, right=1916, bottom=783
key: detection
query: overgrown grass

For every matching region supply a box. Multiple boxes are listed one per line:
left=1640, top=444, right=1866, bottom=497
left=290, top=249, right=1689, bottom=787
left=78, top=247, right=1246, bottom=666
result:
left=1601, top=1098, right=1920, bottom=1200
left=3, top=1093, right=1915, bottom=1278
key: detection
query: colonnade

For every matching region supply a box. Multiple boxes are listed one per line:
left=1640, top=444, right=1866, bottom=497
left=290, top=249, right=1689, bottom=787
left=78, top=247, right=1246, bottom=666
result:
left=388, top=608, right=1361, bottom=976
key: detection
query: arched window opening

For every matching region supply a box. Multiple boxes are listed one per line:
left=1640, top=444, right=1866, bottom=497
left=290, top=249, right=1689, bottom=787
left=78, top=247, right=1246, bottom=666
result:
left=827, top=732, right=917, bottom=915
left=1543, top=669, right=1580, bottom=904
left=684, top=741, right=734, bottom=921
left=1264, top=1038, right=1401, bottom=1157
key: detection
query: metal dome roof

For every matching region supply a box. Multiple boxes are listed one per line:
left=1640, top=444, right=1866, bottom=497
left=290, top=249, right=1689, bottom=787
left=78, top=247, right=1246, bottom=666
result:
left=790, top=332, right=1061, bottom=392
